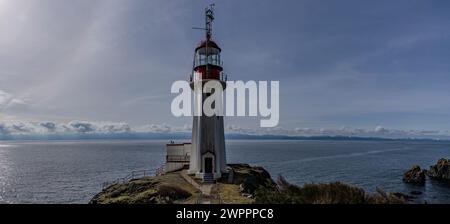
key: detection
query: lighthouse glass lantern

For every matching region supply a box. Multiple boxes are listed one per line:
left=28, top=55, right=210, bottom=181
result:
left=193, top=40, right=223, bottom=81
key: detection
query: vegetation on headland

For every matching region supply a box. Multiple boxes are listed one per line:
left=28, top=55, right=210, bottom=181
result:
left=90, top=172, right=200, bottom=204
left=91, top=163, right=413, bottom=204
left=255, top=176, right=407, bottom=204
left=90, top=164, right=274, bottom=204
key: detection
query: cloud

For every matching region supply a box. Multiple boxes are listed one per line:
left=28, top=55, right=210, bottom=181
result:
left=0, top=120, right=131, bottom=135
left=40, top=122, right=57, bottom=132
left=0, top=120, right=191, bottom=136
left=0, top=90, right=28, bottom=112
left=133, top=123, right=192, bottom=133
left=0, top=119, right=449, bottom=140
left=135, top=124, right=173, bottom=133
left=67, top=121, right=96, bottom=133
left=227, top=124, right=450, bottom=139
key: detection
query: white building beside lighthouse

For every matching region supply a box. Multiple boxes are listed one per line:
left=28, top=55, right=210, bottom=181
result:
left=164, top=5, right=227, bottom=183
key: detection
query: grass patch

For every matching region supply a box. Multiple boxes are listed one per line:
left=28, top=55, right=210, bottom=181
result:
left=217, top=183, right=254, bottom=204
left=90, top=172, right=201, bottom=204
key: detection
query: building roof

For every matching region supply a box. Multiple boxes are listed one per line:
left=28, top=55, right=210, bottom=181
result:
left=166, top=142, right=192, bottom=146
left=195, top=40, right=221, bottom=52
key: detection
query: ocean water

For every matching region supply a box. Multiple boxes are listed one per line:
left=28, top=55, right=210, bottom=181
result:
left=0, top=140, right=449, bottom=204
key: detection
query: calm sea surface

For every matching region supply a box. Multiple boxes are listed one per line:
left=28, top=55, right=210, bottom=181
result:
left=0, top=140, right=449, bottom=204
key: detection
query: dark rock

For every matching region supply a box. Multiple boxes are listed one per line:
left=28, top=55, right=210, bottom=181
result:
left=410, top=191, right=422, bottom=195
left=227, top=164, right=276, bottom=195
left=391, top=192, right=416, bottom=202
left=403, top=165, right=426, bottom=184
left=426, top=158, right=450, bottom=182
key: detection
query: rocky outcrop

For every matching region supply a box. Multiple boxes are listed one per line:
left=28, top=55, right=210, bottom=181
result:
left=90, top=164, right=275, bottom=204
left=427, top=158, right=450, bottom=182
left=403, top=165, right=426, bottom=184
left=226, top=164, right=276, bottom=196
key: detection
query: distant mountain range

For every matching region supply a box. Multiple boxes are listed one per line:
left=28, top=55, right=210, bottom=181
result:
left=0, top=132, right=448, bottom=142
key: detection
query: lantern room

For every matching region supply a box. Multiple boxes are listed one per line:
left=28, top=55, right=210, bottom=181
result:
left=193, top=40, right=223, bottom=81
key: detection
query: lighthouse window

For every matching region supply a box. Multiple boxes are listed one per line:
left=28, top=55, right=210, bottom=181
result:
left=195, top=48, right=221, bottom=67
left=210, top=55, right=221, bottom=66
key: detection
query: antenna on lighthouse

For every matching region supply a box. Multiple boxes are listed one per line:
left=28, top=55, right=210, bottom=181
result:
left=205, top=4, right=215, bottom=40
left=192, top=4, right=216, bottom=79
left=193, top=3, right=215, bottom=40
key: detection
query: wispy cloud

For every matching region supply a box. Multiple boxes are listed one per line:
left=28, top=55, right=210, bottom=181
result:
left=0, top=90, right=28, bottom=112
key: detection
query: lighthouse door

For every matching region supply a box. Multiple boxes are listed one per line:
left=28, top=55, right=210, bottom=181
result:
left=204, top=157, right=213, bottom=173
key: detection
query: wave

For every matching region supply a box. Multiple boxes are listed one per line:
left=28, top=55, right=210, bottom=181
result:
left=264, top=147, right=411, bottom=165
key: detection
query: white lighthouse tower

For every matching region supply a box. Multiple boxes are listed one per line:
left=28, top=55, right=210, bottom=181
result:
left=188, top=5, right=228, bottom=182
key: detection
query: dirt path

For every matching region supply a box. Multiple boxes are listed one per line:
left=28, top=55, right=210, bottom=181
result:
left=200, top=184, right=214, bottom=195
left=180, top=171, right=220, bottom=204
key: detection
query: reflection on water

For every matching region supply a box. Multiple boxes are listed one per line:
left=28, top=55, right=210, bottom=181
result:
left=0, top=148, right=13, bottom=204
left=0, top=140, right=449, bottom=204
left=0, top=145, right=16, bottom=148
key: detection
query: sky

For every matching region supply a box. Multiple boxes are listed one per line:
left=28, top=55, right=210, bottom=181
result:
left=0, top=0, right=450, bottom=139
